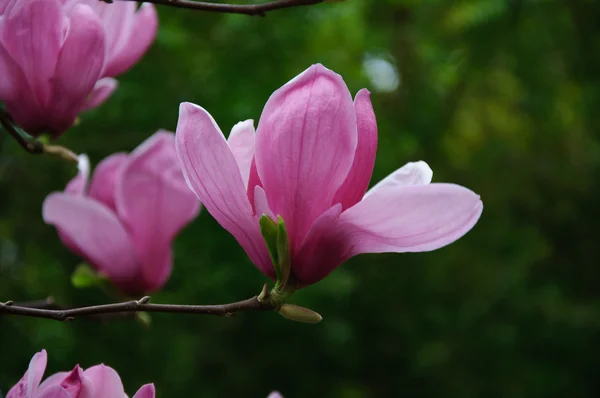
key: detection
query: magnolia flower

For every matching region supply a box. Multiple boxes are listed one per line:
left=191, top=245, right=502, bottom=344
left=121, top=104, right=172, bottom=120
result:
left=0, top=0, right=157, bottom=137
left=7, top=350, right=154, bottom=398
left=267, top=393, right=283, bottom=398
left=176, top=64, right=483, bottom=288
left=43, top=131, right=200, bottom=295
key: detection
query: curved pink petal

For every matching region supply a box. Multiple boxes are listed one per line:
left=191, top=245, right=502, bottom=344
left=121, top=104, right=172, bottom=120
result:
left=365, top=161, right=432, bottom=197
left=36, top=386, right=72, bottom=398
left=42, top=193, right=140, bottom=287
left=115, top=131, right=199, bottom=291
left=57, top=366, right=83, bottom=397
left=64, top=154, right=91, bottom=195
left=175, top=102, right=273, bottom=277
left=0, top=10, right=51, bottom=135
left=7, top=350, right=47, bottom=398
left=255, top=64, right=358, bottom=248
left=0, top=0, right=65, bottom=107
left=293, top=204, right=344, bottom=286
left=89, top=0, right=136, bottom=58
left=254, top=185, right=275, bottom=221
left=102, top=3, right=157, bottom=77
left=132, top=384, right=155, bottom=398
left=82, top=365, right=125, bottom=398
left=339, top=183, right=483, bottom=255
left=129, top=130, right=178, bottom=171
left=245, top=157, right=262, bottom=211
left=48, top=3, right=105, bottom=135
left=0, top=0, right=11, bottom=15
left=333, top=89, right=378, bottom=210
left=82, top=77, right=118, bottom=112
left=267, top=393, right=283, bottom=398
left=88, top=152, right=128, bottom=212
left=0, top=41, right=28, bottom=101
left=227, top=119, right=255, bottom=189
left=37, top=372, right=69, bottom=395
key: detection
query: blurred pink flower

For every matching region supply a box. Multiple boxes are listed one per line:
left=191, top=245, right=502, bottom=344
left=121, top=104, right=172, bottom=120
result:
left=7, top=350, right=154, bottom=398
left=0, top=0, right=157, bottom=137
left=267, top=392, right=283, bottom=398
left=176, top=64, right=483, bottom=287
left=43, top=131, right=200, bottom=295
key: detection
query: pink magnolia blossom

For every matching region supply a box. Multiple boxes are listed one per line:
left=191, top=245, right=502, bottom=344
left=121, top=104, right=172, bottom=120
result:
left=0, top=0, right=157, bottom=137
left=7, top=350, right=154, bottom=398
left=43, top=131, right=200, bottom=295
left=176, top=64, right=483, bottom=287
left=267, top=393, right=283, bottom=398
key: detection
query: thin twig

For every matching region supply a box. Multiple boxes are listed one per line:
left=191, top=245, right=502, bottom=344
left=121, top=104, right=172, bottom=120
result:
left=112, top=0, right=334, bottom=16
left=0, top=295, right=274, bottom=321
left=0, top=109, right=44, bottom=154
left=10, top=297, right=61, bottom=310
left=0, top=109, right=79, bottom=164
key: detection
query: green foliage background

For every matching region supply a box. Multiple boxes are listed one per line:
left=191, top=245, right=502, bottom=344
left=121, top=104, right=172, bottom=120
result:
left=2, top=0, right=600, bottom=396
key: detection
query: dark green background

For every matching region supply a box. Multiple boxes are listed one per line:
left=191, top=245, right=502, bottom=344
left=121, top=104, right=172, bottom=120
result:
left=2, top=0, right=600, bottom=396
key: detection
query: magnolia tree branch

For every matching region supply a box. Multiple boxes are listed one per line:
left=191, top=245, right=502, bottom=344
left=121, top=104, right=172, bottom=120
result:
left=0, top=295, right=275, bottom=321
left=113, top=0, right=335, bottom=15
left=0, top=109, right=79, bottom=164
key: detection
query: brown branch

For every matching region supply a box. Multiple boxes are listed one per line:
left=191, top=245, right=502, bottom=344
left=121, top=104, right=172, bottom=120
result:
left=112, top=0, right=335, bottom=16
left=10, top=297, right=61, bottom=310
left=0, top=295, right=275, bottom=321
left=0, top=109, right=79, bottom=164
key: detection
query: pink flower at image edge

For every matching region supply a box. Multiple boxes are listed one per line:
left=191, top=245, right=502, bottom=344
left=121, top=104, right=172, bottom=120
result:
left=176, top=63, right=483, bottom=287
left=0, top=0, right=157, bottom=136
left=7, top=350, right=154, bottom=398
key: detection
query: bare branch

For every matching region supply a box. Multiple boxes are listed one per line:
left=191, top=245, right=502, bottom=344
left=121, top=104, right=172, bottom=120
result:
left=112, top=0, right=335, bottom=16
left=0, top=295, right=275, bottom=321
left=0, top=109, right=79, bottom=164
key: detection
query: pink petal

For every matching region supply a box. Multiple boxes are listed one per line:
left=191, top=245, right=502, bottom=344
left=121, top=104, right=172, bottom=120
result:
left=64, top=154, right=91, bottom=195
left=365, top=161, right=432, bottom=197
left=0, top=44, right=46, bottom=134
left=42, top=193, right=140, bottom=287
left=7, top=349, right=47, bottom=398
left=339, top=183, right=483, bottom=255
left=0, top=0, right=11, bottom=14
left=332, top=89, right=378, bottom=210
left=0, top=0, right=65, bottom=107
left=82, top=365, right=125, bottom=398
left=115, top=131, right=200, bottom=292
left=255, top=64, right=358, bottom=248
left=36, top=386, right=72, bottom=398
left=132, top=384, right=155, bottom=398
left=102, top=3, right=157, bottom=77
left=89, top=0, right=136, bottom=60
left=175, top=102, right=273, bottom=277
left=0, top=39, right=28, bottom=102
left=245, top=157, right=262, bottom=210
left=48, top=3, right=105, bottom=134
left=37, top=372, right=69, bottom=395
left=254, top=185, right=275, bottom=221
left=57, top=366, right=83, bottom=397
left=0, top=10, right=52, bottom=135
left=227, top=119, right=255, bottom=189
left=293, top=204, right=344, bottom=286
left=267, top=393, right=284, bottom=398
left=82, top=77, right=118, bottom=112
left=88, top=152, right=128, bottom=212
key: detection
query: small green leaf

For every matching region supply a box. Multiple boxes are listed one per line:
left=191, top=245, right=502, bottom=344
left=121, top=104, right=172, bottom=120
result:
left=71, top=263, right=105, bottom=289
left=259, top=214, right=280, bottom=279
left=278, top=304, right=323, bottom=324
left=276, top=215, right=291, bottom=289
